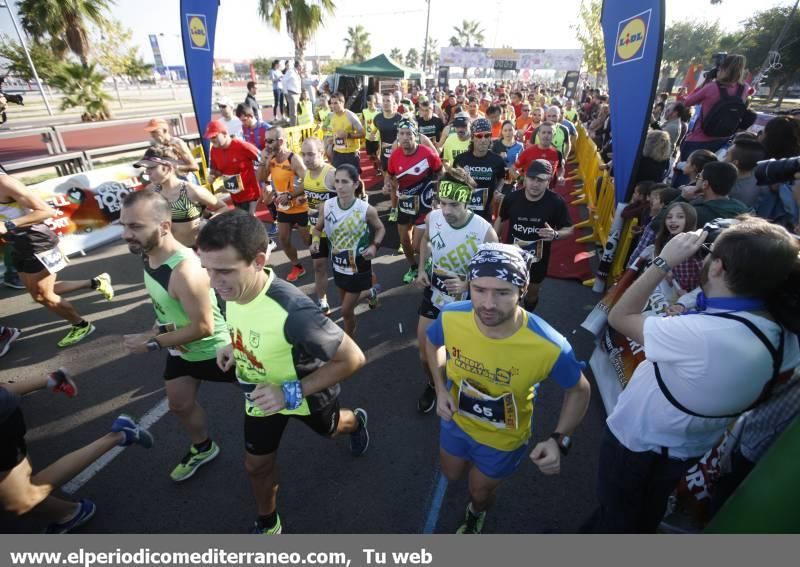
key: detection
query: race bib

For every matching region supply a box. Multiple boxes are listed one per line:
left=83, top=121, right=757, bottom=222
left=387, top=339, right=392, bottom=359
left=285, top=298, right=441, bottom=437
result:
left=331, top=248, right=357, bottom=275
left=512, top=237, right=545, bottom=263
left=308, top=207, right=320, bottom=226
left=430, top=266, right=462, bottom=308
left=33, top=246, right=67, bottom=274
left=382, top=145, right=393, bottom=159
left=155, top=321, right=186, bottom=357
left=222, top=174, right=243, bottom=194
left=468, top=188, right=489, bottom=212
left=334, top=136, right=346, bottom=147
left=398, top=193, right=420, bottom=216
left=457, top=379, right=518, bottom=430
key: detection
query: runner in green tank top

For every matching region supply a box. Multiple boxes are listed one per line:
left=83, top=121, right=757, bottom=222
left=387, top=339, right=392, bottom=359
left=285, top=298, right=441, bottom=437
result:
left=120, top=190, right=235, bottom=484
left=197, top=209, right=370, bottom=534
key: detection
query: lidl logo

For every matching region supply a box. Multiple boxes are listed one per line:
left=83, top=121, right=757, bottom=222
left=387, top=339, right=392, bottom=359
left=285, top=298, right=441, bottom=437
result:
left=186, top=14, right=209, bottom=51
left=612, top=9, right=651, bottom=66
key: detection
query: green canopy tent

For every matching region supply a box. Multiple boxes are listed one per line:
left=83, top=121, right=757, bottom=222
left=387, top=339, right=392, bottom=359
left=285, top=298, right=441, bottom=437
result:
left=335, top=53, right=423, bottom=80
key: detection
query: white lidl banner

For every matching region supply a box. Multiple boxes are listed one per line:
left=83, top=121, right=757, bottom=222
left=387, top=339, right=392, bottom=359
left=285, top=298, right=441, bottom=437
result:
left=439, top=48, right=583, bottom=72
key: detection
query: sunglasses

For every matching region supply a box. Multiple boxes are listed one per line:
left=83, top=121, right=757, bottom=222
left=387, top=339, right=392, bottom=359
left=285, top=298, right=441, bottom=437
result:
left=265, top=138, right=279, bottom=144
left=473, top=133, right=492, bottom=139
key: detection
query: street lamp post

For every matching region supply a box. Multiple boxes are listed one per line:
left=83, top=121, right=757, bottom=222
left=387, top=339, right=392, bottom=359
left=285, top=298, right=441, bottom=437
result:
left=422, top=0, right=432, bottom=74
left=1, top=0, right=54, bottom=116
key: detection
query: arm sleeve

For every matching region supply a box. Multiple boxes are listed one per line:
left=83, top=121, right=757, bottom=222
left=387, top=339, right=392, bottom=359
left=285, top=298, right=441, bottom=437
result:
left=284, top=303, right=345, bottom=362
left=426, top=312, right=445, bottom=347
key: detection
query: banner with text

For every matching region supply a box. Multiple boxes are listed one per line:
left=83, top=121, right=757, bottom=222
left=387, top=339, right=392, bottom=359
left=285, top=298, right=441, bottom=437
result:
left=601, top=0, right=665, bottom=203
left=439, top=48, right=583, bottom=72
left=180, top=0, right=219, bottom=160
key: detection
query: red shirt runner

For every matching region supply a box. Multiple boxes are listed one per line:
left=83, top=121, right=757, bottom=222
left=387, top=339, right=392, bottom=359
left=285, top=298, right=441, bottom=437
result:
left=514, top=145, right=563, bottom=180
left=209, top=138, right=261, bottom=204
left=387, top=144, right=443, bottom=194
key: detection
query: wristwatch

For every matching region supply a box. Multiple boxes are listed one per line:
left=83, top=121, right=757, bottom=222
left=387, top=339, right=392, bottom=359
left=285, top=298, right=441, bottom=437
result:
left=550, top=432, right=572, bottom=456
left=4, top=220, right=17, bottom=232
left=553, top=230, right=560, bottom=240
left=146, top=338, right=162, bottom=352
left=652, top=256, right=671, bottom=273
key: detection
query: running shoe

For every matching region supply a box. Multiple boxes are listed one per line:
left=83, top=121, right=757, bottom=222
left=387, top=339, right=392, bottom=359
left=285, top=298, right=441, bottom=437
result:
left=57, top=323, right=95, bottom=348
left=349, top=408, right=370, bottom=457
left=267, top=223, right=279, bottom=236
left=416, top=383, right=437, bottom=414
left=402, top=266, right=418, bottom=284
left=368, top=284, right=381, bottom=309
left=388, top=208, right=398, bottom=222
left=286, top=265, right=306, bottom=282
left=456, top=504, right=486, bottom=534
left=318, top=298, right=331, bottom=316
left=250, top=514, right=283, bottom=535
left=93, top=273, right=114, bottom=300
left=268, top=241, right=278, bottom=253
left=111, top=414, right=155, bottom=448
left=169, top=441, right=220, bottom=482
left=3, top=270, right=24, bottom=289
left=0, top=326, right=21, bottom=358
left=49, top=368, right=77, bottom=398
left=43, top=498, right=96, bottom=534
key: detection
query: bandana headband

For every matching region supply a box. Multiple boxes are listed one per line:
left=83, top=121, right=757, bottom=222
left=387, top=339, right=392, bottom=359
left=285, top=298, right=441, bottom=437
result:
left=467, top=243, right=531, bottom=288
left=438, top=180, right=472, bottom=204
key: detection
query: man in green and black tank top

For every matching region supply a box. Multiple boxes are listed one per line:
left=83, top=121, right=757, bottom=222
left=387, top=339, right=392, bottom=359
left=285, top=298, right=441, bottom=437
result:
left=197, top=210, right=370, bottom=535
left=120, top=190, right=234, bottom=483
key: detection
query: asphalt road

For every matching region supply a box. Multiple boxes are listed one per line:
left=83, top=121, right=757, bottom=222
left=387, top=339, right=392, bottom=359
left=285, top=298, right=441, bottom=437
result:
left=0, top=201, right=607, bottom=534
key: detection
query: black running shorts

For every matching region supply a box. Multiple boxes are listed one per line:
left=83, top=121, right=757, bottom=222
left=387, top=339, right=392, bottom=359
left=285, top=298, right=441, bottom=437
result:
left=163, top=355, right=237, bottom=383
left=244, top=398, right=341, bottom=455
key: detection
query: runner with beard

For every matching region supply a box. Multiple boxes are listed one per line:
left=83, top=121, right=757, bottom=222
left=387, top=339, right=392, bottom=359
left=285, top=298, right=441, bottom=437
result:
left=375, top=93, right=404, bottom=222
left=414, top=169, right=497, bottom=413
left=387, top=119, right=444, bottom=284
left=453, top=118, right=506, bottom=223
left=120, top=190, right=234, bottom=482
left=425, top=242, right=590, bottom=533
left=494, top=160, right=573, bottom=312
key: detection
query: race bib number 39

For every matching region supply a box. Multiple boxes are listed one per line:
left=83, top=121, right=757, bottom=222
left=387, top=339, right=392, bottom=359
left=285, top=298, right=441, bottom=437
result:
left=457, top=380, right=518, bottom=430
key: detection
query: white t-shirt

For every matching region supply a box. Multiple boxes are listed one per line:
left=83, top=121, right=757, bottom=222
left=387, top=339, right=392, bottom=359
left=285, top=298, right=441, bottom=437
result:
left=220, top=116, right=243, bottom=139
left=607, top=309, right=800, bottom=459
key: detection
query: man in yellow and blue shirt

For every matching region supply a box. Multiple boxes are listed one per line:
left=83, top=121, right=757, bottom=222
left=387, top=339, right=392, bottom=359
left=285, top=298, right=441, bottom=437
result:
left=425, top=242, right=591, bottom=534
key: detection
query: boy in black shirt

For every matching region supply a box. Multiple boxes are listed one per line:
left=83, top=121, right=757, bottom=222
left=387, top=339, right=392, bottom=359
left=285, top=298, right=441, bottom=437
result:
left=494, top=160, right=573, bottom=311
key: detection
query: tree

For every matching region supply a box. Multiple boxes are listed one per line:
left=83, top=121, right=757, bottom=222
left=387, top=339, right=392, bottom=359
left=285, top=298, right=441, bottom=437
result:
left=251, top=57, right=275, bottom=78
left=422, top=37, right=439, bottom=70
left=389, top=48, right=404, bottom=62
left=49, top=62, right=112, bottom=121
left=571, top=0, right=605, bottom=84
left=123, top=53, right=154, bottom=86
left=449, top=20, right=485, bottom=48
left=343, top=25, right=371, bottom=63
left=730, top=5, right=800, bottom=104
left=17, top=0, right=113, bottom=65
left=405, top=48, right=419, bottom=69
left=257, top=0, right=336, bottom=63
left=0, top=35, right=62, bottom=82
left=662, top=21, right=722, bottom=76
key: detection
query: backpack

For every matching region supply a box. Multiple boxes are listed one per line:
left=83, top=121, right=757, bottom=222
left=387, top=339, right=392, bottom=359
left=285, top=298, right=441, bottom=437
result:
left=701, top=83, right=749, bottom=138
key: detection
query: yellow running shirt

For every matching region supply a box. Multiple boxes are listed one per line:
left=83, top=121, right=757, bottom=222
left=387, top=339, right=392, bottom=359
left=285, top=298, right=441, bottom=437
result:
left=426, top=302, right=584, bottom=451
left=330, top=111, right=360, bottom=154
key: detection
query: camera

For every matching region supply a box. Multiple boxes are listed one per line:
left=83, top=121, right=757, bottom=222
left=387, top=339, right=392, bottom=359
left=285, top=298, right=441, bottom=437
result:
left=703, top=52, right=728, bottom=80
left=753, top=157, right=800, bottom=186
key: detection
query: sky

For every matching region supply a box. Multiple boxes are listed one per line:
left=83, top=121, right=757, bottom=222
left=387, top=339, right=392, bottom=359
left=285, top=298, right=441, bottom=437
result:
left=0, top=0, right=794, bottom=68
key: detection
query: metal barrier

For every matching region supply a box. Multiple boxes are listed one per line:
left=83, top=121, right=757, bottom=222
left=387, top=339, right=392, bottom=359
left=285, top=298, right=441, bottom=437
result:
left=0, top=126, right=65, bottom=155
left=2, top=152, right=88, bottom=176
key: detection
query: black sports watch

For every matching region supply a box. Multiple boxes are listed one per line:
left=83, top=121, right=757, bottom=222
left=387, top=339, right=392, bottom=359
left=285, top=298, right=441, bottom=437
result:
left=4, top=220, right=17, bottom=232
left=550, top=432, right=572, bottom=456
left=652, top=256, right=671, bottom=273
left=146, top=338, right=162, bottom=352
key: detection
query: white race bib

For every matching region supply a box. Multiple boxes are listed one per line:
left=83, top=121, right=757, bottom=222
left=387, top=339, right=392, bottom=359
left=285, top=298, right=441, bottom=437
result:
left=33, top=246, right=67, bottom=274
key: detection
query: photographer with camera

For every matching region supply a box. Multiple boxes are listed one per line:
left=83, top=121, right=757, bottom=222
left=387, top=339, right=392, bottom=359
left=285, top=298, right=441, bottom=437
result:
left=589, top=216, right=800, bottom=532
left=673, top=54, right=753, bottom=187
left=753, top=115, right=800, bottom=230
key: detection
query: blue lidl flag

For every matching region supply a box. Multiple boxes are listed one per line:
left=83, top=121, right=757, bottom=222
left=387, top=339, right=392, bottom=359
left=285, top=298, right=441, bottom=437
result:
left=180, top=0, right=219, bottom=160
left=601, top=0, right=665, bottom=203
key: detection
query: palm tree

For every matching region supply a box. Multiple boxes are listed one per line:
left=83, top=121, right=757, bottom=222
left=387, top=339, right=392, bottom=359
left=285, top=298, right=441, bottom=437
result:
left=405, top=48, right=419, bottom=69
left=343, top=25, right=371, bottom=63
left=389, top=48, right=404, bottom=62
left=257, top=0, right=336, bottom=63
left=49, top=62, right=112, bottom=121
left=448, top=20, right=485, bottom=48
left=18, top=0, right=113, bottom=65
